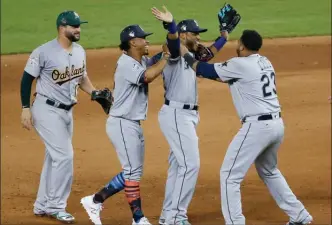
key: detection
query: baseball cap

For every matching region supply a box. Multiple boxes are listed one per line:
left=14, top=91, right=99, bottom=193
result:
left=56, top=10, right=88, bottom=27
left=120, top=24, right=153, bottom=42
left=177, top=19, right=208, bottom=33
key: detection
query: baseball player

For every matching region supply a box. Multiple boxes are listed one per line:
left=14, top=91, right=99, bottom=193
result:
left=80, top=24, right=171, bottom=225
left=19, top=10, right=109, bottom=223
left=151, top=6, right=234, bottom=225
left=179, top=30, right=313, bottom=225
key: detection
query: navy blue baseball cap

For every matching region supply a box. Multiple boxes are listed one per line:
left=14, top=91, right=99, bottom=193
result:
left=177, top=19, right=208, bottom=33
left=120, top=24, right=153, bottom=42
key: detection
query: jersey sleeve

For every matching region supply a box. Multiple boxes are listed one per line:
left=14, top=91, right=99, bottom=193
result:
left=214, top=58, right=243, bottom=82
left=124, top=62, right=146, bottom=85
left=24, top=47, right=44, bottom=77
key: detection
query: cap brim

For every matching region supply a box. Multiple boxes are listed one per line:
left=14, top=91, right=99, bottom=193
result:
left=178, top=28, right=208, bottom=33
left=135, top=32, right=153, bottom=39
left=141, top=32, right=153, bottom=38
left=66, top=21, right=88, bottom=26
left=194, top=28, right=208, bottom=33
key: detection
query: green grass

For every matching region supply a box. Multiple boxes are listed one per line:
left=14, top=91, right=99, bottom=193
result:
left=1, top=0, right=331, bottom=54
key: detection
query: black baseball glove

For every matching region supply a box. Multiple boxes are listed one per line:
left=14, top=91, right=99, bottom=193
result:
left=91, top=88, right=113, bottom=115
left=218, top=3, right=241, bottom=33
left=194, top=44, right=214, bottom=62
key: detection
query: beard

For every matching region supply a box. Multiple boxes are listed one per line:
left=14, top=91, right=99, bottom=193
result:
left=186, top=39, right=197, bottom=52
left=236, top=48, right=241, bottom=57
left=65, top=32, right=80, bottom=42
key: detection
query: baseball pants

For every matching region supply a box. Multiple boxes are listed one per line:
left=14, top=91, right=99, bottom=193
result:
left=158, top=104, right=200, bottom=224
left=220, top=118, right=311, bottom=224
left=106, top=116, right=145, bottom=181
left=31, top=94, right=74, bottom=214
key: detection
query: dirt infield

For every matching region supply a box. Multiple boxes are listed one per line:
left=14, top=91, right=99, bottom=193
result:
left=1, top=36, right=331, bottom=225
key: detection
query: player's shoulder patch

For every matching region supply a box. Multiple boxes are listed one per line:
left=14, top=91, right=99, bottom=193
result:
left=27, top=54, right=39, bottom=67
left=132, top=63, right=142, bottom=72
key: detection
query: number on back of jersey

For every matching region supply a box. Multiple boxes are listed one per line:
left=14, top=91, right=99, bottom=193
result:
left=261, top=72, right=277, bottom=97
left=258, top=57, right=277, bottom=98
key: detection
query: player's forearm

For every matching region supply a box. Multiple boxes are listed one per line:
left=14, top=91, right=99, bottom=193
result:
left=208, top=36, right=228, bottom=57
left=147, top=52, right=163, bottom=66
left=165, top=20, right=180, bottom=58
left=20, top=71, right=35, bottom=108
left=79, top=75, right=96, bottom=95
left=183, top=53, right=220, bottom=81
left=144, top=54, right=169, bottom=83
left=165, top=20, right=178, bottom=40
left=167, top=38, right=180, bottom=59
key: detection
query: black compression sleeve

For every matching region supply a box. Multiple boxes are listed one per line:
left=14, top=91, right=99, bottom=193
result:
left=20, top=71, right=35, bottom=108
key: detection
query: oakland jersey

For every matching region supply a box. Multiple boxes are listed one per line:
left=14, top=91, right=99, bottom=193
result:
left=24, top=39, right=87, bottom=105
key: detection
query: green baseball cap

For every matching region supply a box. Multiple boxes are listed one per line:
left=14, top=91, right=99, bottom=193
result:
left=56, top=10, right=88, bottom=27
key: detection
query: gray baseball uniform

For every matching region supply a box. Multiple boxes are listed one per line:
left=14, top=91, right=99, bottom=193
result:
left=25, top=38, right=86, bottom=214
left=159, top=54, right=200, bottom=225
left=107, top=53, right=149, bottom=181
left=214, top=54, right=312, bottom=224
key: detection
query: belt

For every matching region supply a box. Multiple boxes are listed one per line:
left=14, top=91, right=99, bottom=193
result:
left=165, top=99, right=199, bottom=111
left=46, top=99, right=76, bottom=111
left=242, top=112, right=281, bottom=123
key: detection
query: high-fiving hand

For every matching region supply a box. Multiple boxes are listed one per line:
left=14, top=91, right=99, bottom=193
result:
left=151, top=6, right=173, bottom=23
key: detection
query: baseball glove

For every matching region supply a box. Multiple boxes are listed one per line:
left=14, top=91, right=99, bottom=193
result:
left=218, top=3, right=241, bottom=33
left=194, top=44, right=214, bottom=62
left=91, top=88, right=113, bottom=115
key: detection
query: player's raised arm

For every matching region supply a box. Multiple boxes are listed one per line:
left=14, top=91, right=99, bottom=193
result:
left=152, top=6, right=180, bottom=59
left=209, top=3, right=241, bottom=57
left=152, top=6, right=177, bottom=40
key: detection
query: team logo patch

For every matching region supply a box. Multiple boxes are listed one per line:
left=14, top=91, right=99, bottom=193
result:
left=132, top=63, right=141, bottom=71
left=28, top=56, right=39, bottom=67
left=73, top=12, right=80, bottom=19
left=129, top=31, right=135, bottom=37
left=181, top=25, right=187, bottom=31
left=52, top=61, right=85, bottom=85
left=221, top=61, right=228, bottom=67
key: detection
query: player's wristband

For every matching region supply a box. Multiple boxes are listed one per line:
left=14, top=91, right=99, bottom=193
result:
left=167, top=20, right=177, bottom=34
left=183, top=53, right=197, bottom=68
left=213, top=36, right=227, bottom=51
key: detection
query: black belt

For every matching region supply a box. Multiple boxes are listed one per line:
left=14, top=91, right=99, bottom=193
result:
left=258, top=112, right=281, bottom=121
left=46, top=99, right=75, bottom=111
left=242, top=112, right=281, bottom=123
left=164, top=99, right=199, bottom=111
